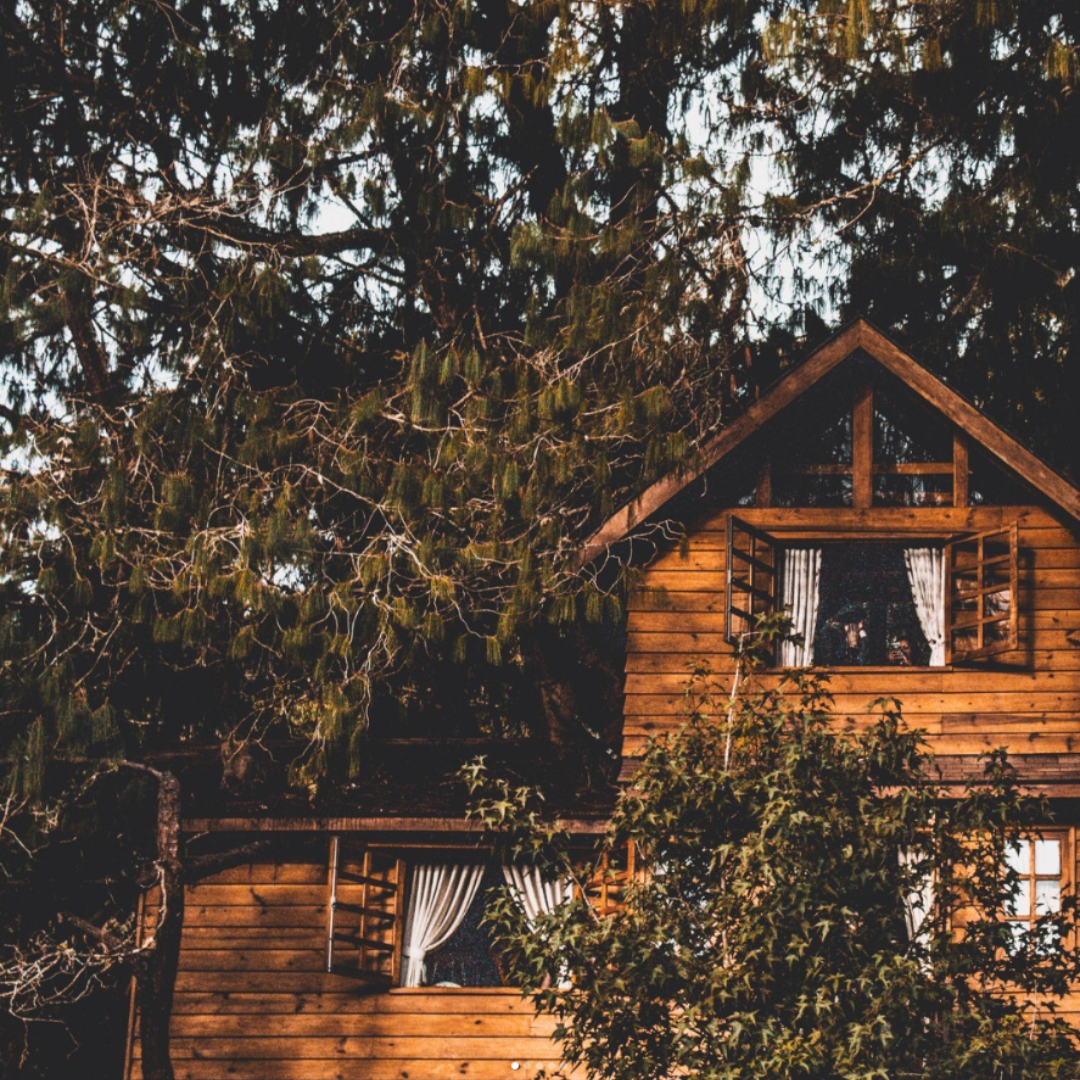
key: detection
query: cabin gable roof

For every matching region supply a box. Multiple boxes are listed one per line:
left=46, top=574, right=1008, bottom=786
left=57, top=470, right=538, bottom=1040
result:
left=580, top=319, right=1080, bottom=564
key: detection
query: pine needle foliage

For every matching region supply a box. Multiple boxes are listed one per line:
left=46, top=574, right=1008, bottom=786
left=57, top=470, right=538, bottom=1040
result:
left=1, top=1, right=1077, bottom=785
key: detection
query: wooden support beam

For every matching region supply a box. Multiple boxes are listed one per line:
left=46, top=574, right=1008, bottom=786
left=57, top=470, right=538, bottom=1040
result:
left=953, top=432, right=970, bottom=508
left=756, top=456, right=772, bottom=508
left=183, top=816, right=609, bottom=835
left=852, top=381, right=874, bottom=509
left=793, top=462, right=952, bottom=476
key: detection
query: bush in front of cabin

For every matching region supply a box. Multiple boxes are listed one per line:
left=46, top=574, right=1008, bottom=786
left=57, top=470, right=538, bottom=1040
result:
left=467, top=619, right=1080, bottom=1080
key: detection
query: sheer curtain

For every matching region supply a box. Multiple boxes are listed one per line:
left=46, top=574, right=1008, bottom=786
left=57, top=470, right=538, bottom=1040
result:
left=904, top=547, right=945, bottom=666
left=502, top=865, right=572, bottom=926
left=401, top=862, right=485, bottom=987
left=778, top=548, right=823, bottom=667
left=899, top=847, right=934, bottom=946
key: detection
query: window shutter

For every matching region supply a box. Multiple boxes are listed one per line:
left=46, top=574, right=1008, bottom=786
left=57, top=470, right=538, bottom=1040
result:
left=726, top=515, right=780, bottom=650
left=579, top=841, right=639, bottom=917
left=326, top=837, right=405, bottom=984
left=944, top=520, right=1019, bottom=663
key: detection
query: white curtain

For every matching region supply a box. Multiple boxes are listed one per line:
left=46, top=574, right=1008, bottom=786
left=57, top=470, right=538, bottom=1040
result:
left=778, top=548, right=823, bottom=667
left=899, top=847, right=934, bottom=946
left=502, top=864, right=572, bottom=926
left=401, top=862, right=485, bottom=987
left=904, top=548, right=945, bottom=666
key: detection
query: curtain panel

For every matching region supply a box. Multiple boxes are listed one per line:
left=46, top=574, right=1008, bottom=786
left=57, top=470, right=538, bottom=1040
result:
left=401, top=862, right=485, bottom=987
left=904, top=547, right=946, bottom=666
left=778, top=547, right=823, bottom=667
left=899, top=847, right=934, bottom=945
left=502, top=865, right=572, bottom=926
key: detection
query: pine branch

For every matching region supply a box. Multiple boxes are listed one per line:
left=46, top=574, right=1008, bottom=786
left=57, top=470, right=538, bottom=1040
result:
left=59, top=912, right=126, bottom=953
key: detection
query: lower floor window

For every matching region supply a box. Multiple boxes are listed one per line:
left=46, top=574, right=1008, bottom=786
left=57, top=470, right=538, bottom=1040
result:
left=327, top=842, right=578, bottom=988
left=1004, top=832, right=1069, bottom=951
left=418, top=862, right=505, bottom=988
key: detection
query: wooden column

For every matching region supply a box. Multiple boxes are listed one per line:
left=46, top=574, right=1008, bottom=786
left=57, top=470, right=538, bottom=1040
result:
left=953, top=432, right=970, bottom=508
left=756, top=456, right=772, bottom=508
left=852, top=382, right=873, bottom=509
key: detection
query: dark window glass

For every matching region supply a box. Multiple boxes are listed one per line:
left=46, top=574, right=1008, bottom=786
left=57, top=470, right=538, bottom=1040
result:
left=773, top=473, right=853, bottom=508
left=813, top=544, right=932, bottom=667
left=873, top=384, right=953, bottom=465
left=423, top=863, right=505, bottom=988
left=804, top=408, right=853, bottom=465
left=874, top=474, right=952, bottom=507
left=968, top=448, right=1031, bottom=506
left=772, top=400, right=853, bottom=507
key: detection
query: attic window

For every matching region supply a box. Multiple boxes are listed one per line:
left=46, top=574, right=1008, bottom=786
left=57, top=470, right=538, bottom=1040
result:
left=725, top=518, right=1018, bottom=667
left=769, top=374, right=965, bottom=509
left=873, top=383, right=954, bottom=507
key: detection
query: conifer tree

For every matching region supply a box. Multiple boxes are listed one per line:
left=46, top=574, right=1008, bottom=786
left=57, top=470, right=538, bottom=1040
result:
left=2, top=1, right=1076, bottom=788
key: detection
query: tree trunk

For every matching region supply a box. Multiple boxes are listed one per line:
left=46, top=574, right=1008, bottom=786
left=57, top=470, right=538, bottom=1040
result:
left=63, top=302, right=110, bottom=397
left=133, top=768, right=183, bottom=1080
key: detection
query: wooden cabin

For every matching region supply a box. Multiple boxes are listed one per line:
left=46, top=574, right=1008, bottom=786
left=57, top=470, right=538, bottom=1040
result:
left=126, top=319, right=1080, bottom=1079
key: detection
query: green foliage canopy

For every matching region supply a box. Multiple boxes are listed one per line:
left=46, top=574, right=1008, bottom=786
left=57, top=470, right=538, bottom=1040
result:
left=0, top=1, right=1077, bottom=782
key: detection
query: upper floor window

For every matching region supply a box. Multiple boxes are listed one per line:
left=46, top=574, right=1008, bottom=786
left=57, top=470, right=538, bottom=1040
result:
left=813, top=543, right=935, bottom=667
left=725, top=519, right=1018, bottom=668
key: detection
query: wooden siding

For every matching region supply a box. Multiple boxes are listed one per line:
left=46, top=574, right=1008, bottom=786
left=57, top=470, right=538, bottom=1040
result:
left=127, top=860, right=562, bottom=1080
left=622, top=505, right=1080, bottom=764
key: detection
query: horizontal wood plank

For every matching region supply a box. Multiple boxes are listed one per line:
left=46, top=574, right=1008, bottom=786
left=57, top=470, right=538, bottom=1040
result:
left=132, top=1059, right=563, bottom=1080
left=636, top=568, right=1080, bottom=591
left=624, top=650, right=1080, bottom=673
left=179, top=949, right=327, bottom=972
left=172, top=972, right=384, bottom=993
left=134, top=1037, right=560, bottom=1061
left=194, top=864, right=329, bottom=886
left=169, top=992, right=533, bottom=1015
left=627, top=611, right=1080, bottom=634
left=185, top=886, right=339, bottom=905
left=148, top=905, right=327, bottom=928
left=181, top=927, right=322, bottom=946
left=164, top=1014, right=552, bottom=1038
left=623, top=670, right=1080, bottom=695
left=623, top=691, right=1080, bottom=716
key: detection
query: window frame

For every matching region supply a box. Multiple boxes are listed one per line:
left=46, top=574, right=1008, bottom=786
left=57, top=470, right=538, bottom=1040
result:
left=1002, top=827, right=1074, bottom=953
left=325, top=837, right=406, bottom=985
left=325, top=840, right=637, bottom=989
left=724, top=518, right=1021, bottom=671
left=763, top=375, right=970, bottom=511
left=943, top=521, right=1020, bottom=663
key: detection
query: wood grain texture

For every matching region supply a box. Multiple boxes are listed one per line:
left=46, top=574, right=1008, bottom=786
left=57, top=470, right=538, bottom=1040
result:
left=621, top=503, right=1080, bottom=771
left=133, top=1037, right=558, bottom=1060
left=127, top=862, right=563, bottom=1080
left=131, top=1060, right=563, bottom=1080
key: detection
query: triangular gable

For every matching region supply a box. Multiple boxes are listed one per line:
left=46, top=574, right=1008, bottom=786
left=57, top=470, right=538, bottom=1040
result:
left=580, top=319, right=1080, bottom=565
